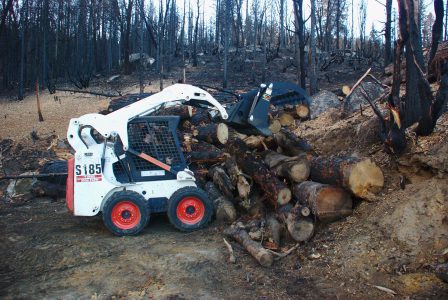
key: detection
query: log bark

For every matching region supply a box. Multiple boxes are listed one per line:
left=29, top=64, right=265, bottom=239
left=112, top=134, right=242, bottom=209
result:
left=273, top=129, right=314, bottom=155
left=226, top=139, right=291, bottom=207
left=224, top=156, right=251, bottom=199
left=277, top=203, right=315, bottom=242
left=263, top=150, right=310, bottom=183
left=224, top=226, right=274, bottom=267
left=292, top=181, right=352, bottom=222
left=205, top=182, right=237, bottom=223
left=309, top=156, right=384, bottom=199
left=209, top=166, right=234, bottom=199
left=31, top=181, right=66, bottom=199
left=185, top=141, right=227, bottom=164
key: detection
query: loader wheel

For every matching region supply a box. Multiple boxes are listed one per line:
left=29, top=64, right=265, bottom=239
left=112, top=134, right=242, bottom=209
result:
left=167, top=187, right=213, bottom=232
left=102, top=191, right=149, bottom=236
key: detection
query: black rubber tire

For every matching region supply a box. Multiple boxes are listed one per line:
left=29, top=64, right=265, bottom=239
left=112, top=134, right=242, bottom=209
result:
left=102, top=190, right=149, bottom=236
left=167, top=186, right=213, bottom=232
left=38, top=160, right=68, bottom=185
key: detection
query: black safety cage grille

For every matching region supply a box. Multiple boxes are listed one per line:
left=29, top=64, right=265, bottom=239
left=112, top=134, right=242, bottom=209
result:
left=127, top=116, right=185, bottom=171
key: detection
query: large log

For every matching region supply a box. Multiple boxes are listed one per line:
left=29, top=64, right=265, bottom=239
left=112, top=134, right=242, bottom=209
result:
left=193, top=123, right=229, bottom=145
left=277, top=203, right=315, bottom=242
left=209, top=166, right=234, bottom=199
left=224, top=226, right=274, bottom=267
left=263, top=150, right=310, bottom=183
left=309, top=156, right=384, bottom=199
left=224, top=156, right=251, bottom=199
left=292, top=181, right=352, bottom=222
left=273, top=129, right=314, bottom=155
left=204, top=182, right=237, bottom=223
left=226, top=139, right=291, bottom=207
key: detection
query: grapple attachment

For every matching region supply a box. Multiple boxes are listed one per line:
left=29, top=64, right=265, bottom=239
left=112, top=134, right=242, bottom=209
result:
left=224, top=82, right=311, bottom=136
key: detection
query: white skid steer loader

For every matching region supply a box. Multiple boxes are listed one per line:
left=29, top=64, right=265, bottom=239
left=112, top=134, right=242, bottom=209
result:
left=65, top=83, right=311, bottom=236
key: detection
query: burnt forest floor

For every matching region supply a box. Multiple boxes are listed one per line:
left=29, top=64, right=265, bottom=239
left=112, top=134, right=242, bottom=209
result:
left=0, top=53, right=447, bottom=299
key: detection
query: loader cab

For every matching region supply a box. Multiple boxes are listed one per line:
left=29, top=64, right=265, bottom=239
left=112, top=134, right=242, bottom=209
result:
left=112, top=116, right=187, bottom=183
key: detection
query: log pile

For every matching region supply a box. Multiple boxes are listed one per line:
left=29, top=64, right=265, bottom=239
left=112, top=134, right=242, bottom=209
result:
left=156, top=102, right=385, bottom=267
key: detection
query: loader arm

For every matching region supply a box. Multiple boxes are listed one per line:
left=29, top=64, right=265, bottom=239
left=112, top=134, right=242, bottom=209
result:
left=67, top=84, right=228, bottom=151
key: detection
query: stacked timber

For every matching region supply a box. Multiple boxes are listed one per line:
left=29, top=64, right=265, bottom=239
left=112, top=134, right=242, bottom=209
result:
left=154, top=100, right=384, bottom=267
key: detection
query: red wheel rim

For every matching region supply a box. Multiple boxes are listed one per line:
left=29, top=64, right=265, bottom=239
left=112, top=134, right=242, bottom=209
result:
left=176, top=197, right=205, bottom=225
left=111, top=201, right=141, bottom=230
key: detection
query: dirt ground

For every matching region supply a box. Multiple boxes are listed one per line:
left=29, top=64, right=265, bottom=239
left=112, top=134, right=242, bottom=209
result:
left=0, top=56, right=447, bottom=299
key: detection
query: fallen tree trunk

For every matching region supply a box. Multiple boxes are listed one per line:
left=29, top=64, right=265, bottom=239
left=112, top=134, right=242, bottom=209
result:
left=224, top=156, right=251, bottom=199
left=263, top=150, right=310, bottom=183
left=292, top=181, right=352, bottom=222
left=273, top=129, right=314, bottom=155
left=209, top=166, right=234, bottom=199
left=224, top=226, right=274, bottom=267
left=277, top=203, right=315, bottom=242
left=205, top=182, right=237, bottom=222
left=309, top=156, right=384, bottom=199
left=227, top=139, right=291, bottom=207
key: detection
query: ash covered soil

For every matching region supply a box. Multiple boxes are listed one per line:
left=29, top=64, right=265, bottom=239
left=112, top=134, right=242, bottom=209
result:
left=0, top=60, right=447, bottom=299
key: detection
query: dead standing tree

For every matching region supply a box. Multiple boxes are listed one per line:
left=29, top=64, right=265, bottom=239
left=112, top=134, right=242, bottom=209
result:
left=365, top=0, right=447, bottom=154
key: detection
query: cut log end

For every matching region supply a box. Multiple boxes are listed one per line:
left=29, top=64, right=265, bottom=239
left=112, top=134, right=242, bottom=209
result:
left=269, top=119, right=282, bottom=134
left=296, top=104, right=310, bottom=119
left=217, top=123, right=229, bottom=144
left=277, top=188, right=292, bottom=206
left=348, top=159, right=384, bottom=198
left=289, top=162, right=311, bottom=183
left=287, top=217, right=315, bottom=242
left=279, top=113, right=295, bottom=126
left=257, top=250, right=275, bottom=267
left=342, top=85, right=351, bottom=96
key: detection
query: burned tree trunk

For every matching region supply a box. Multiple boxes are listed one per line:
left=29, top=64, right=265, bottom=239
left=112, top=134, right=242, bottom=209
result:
left=227, top=139, right=291, bottom=207
left=205, top=182, right=236, bottom=223
left=263, top=150, right=310, bottom=183
left=224, top=226, right=274, bottom=267
left=309, top=156, right=384, bottom=199
left=292, top=181, right=352, bottom=222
